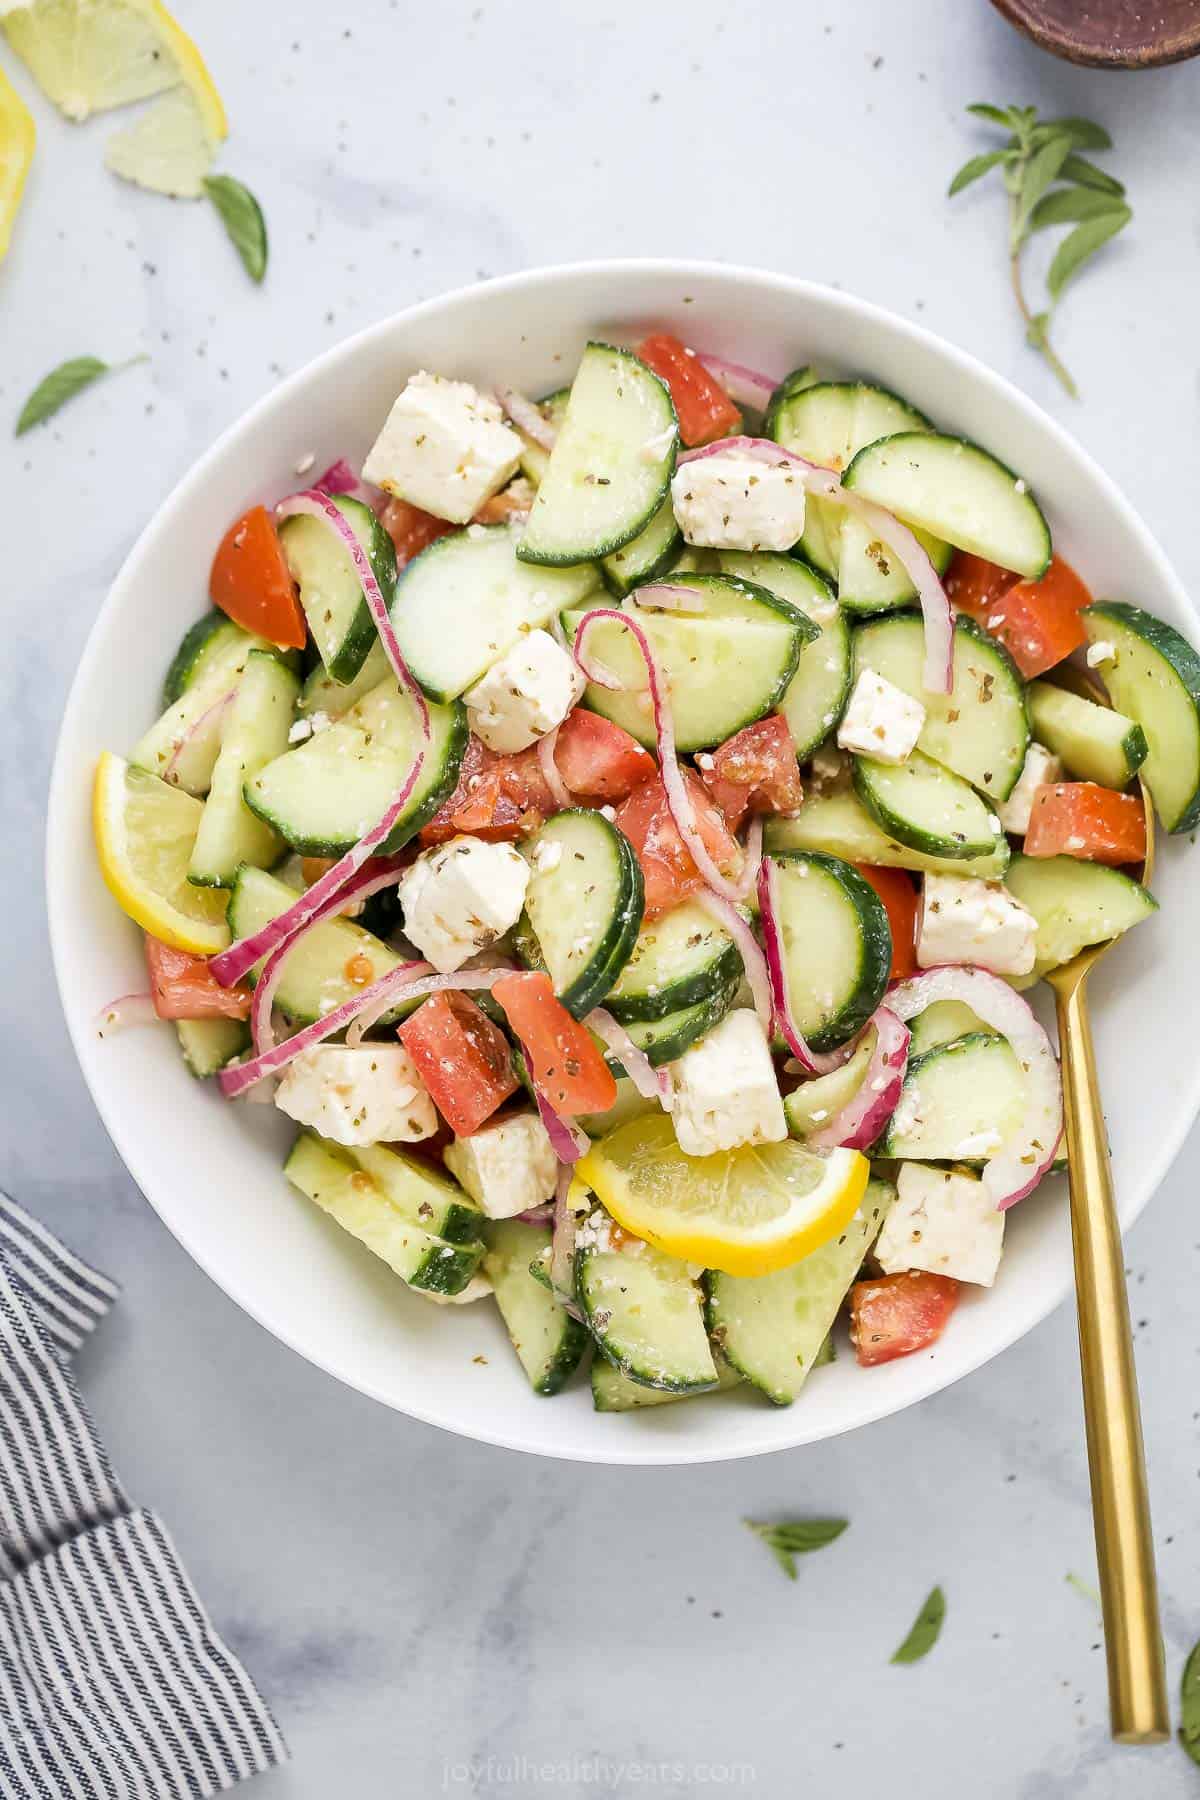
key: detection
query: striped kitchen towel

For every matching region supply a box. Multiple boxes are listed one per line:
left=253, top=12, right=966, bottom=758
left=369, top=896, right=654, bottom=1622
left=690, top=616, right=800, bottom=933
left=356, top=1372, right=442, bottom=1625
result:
left=0, top=1190, right=288, bottom=1797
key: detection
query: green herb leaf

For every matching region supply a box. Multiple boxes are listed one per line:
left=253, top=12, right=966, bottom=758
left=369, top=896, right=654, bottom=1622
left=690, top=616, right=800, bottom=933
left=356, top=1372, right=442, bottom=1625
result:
left=1013, top=134, right=1074, bottom=242
left=1180, top=1639, right=1200, bottom=1766
left=17, top=356, right=114, bottom=436
left=947, top=150, right=1010, bottom=197
left=966, top=101, right=1017, bottom=126
left=891, top=1585, right=945, bottom=1664
left=1047, top=206, right=1131, bottom=301
left=1064, top=1570, right=1101, bottom=1608
left=1030, top=185, right=1130, bottom=231
left=744, top=1517, right=848, bottom=1580
left=1034, top=116, right=1113, bottom=152
left=203, top=175, right=268, bottom=283
left=1060, top=153, right=1125, bottom=196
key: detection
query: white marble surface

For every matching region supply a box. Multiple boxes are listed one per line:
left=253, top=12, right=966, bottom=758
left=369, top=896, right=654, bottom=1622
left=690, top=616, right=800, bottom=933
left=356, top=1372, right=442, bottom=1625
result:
left=5, top=2, right=1200, bottom=1793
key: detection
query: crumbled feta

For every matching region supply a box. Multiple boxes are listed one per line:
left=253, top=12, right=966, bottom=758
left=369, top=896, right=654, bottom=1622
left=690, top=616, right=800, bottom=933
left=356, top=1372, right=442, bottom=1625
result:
left=362, top=371, right=523, bottom=524
left=294, top=451, right=316, bottom=476
left=274, top=1045, right=436, bottom=1146
left=415, top=1272, right=494, bottom=1306
left=444, top=1113, right=558, bottom=1219
left=1086, top=640, right=1117, bottom=668
left=809, top=743, right=849, bottom=789
left=669, top=1009, right=787, bottom=1157
left=398, top=836, right=530, bottom=974
left=917, top=873, right=1037, bottom=977
left=463, top=628, right=585, bottom=753
left=837, top=669, right=925, bottom=764
left=669, top=451, right=807, bottom=552
left=995, top=740, right=1063, bottom=835
left=531, top=839, right=563, bottom=874
left=288, top=717, right=313, bottom=744
left=875, top=1163, right=1005, bottom=1287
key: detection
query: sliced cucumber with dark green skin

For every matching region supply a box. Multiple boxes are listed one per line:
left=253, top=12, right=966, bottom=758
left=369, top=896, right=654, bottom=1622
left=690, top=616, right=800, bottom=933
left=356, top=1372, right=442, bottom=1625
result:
left=853, top=751, right=1006, bottom=861
left=600, top=497, right=682, bottom=597
left=878, top=1033, right=1026, bottom=1159
left=604, top=898, right=740, bottom=1023
left=836, top=514, right=954, bottom=616
left=576, top=1221, right=718, bottom=1394
left=188, top=650, right=300, bottom=887
left=704, top=1179, right=895, bottom=1405
left=279, top=493, right=395, bottom=684
left=842, top=432, right=1052, bottom=580
left=515, top=386, right=570, bottom=486
left=716, top=552, right=851, bottom=756
left=603, top=978, right=740, bottom=1071
left=518, top=342, right=678, bottom=565
left=245, top=678, right=466, bottom=856
left=765, top=789, right=1010, bottom=879
left=484, top=1219, right=590, bottom=1396
left=162, top=612, right=268, bottom=709
left=1081, top=602, right=1200, bottom=832
left=591, top=1354, right=741, bottom=1412
left=135, top=623, right=293, bottom=798
left=347, top=1144, right=486, bottom=1244
left=175, top=1017, right=250, bottom=1078
left=906, top=999, right=987, bottom=1058
left=299, top=641, right=391, bottom=720
left=762, top=364, right=818, bottom=439
left=519, top=810, right=644, bottom=1019
left=783, top=1031, right=875, bottom=1137
left=1027, top=680, right=1147, bottom=790
left=1004, top=852, right=1157, bottom=974
left=765, top=851, right=891, bottom=1052
left=853, top=611, right=1029, bottom=802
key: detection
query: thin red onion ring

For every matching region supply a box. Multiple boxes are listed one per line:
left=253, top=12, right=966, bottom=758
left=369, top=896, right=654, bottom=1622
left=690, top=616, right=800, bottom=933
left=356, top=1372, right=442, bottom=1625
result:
left=692, top=890, right=772, bottom=1037
left=627, top=582, right=708, bottom=612
left=586, top=1008, right=673, bottom=1104
left=536, top=728, right=573, bottom=811
left=163, top=688, right=235, bottom=787
left=756, top=854, right=857, bottom=1076
left=694, top=352, right=779, bottom=410
left=495, top=384, right=557, bottom=451
left=807, top=1007, right=910, bottom=1150
left=736, top=815, right=764, bottom=902
left=314, top=458, right=373, bottom=503
left=514, top=1036, right=589, bottom=1164
left=94, top=992, right=157, bottom=1038
left=344, top=965, right=508, bottom=1049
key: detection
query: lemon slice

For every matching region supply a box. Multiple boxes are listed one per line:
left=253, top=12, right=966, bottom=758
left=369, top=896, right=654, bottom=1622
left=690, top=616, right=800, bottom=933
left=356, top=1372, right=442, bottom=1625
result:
left=94, top=750, right=230, bottom=954
left=104, top=81, right=217, bottom=196
left=577, top=1114, right=869, bottom=1277
left=0, top=66, right=35, bottom=260
left=1, top=0, right=221, bottom=123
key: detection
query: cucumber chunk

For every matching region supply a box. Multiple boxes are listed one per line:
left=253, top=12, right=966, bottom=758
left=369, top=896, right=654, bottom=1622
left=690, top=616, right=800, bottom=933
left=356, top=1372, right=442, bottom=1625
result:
left=1081, top=602, right=1200, bottom=832
left=842, top=432, right=1051, bottom=580
left=763, top=363, right=819, bottom=439
left=766, top=789, right=1009, bottom=879
left=600, top=497, right=682, bottom=596
left=162, top=612, right=264, bottom=709
left=484, top=1219, right=590, bottom=1395
left=591, top=1355, right=741, bottom=1412
left=765, top=851, right=891, bottom=1052
left=853, top=750, right=1006, bottom=861
left=576, top=1221, right=718, bottom=1393
left=348, top=1144, right=486, bottom=1244
left=298, top=640, right=391, bottom=720
left=135, top=622, right=287, bottom=798
left=836, top=512, right=954, bottom=616
left=515, top=387, right=571, bottom=487
left=605, top=898, right=740, bottom=1023
left=1004, top=852, right=1157, bottom=974
left=280, top=494, right=396, bottom=684
left=519, top=810, right=644, bottom=1018
left=879, top=1034, right=1026, bottom=1159
left=188, top=650, right=300, bottom=887
left=906, top=999, right=987, bottom=1058
left=518, top=342, right=677, bottom=565
left=1027, top=680, right=1147, bottom=790
left=604, top=979, right=740, bottom=1070
left=717, top=551, right=851, bottom=756
left=175, top=1016, right=249, bottom=1078
left=783, top=1031, right=875, bottom=1137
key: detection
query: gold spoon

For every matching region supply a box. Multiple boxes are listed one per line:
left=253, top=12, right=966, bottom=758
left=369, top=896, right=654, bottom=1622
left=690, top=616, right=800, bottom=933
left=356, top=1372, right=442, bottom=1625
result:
left=1040, top=666, right=1168, bottom=1742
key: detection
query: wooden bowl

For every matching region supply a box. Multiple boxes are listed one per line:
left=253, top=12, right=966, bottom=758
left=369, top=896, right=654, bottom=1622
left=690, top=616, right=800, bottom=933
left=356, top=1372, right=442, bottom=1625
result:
left=991, top=0, right=1200, bottom=66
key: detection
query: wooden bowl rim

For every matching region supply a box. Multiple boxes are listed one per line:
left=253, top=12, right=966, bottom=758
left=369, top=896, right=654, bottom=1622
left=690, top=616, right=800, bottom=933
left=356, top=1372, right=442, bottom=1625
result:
left=991, top=0, right=1200, bottom=67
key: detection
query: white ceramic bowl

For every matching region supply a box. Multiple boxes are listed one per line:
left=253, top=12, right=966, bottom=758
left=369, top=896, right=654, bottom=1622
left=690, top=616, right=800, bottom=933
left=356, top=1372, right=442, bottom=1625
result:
left=47, top=260, right=1200, bottom=1465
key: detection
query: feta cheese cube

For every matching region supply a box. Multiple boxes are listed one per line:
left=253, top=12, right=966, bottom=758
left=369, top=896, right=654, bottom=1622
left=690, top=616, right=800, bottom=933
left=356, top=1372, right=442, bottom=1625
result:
left=875, top=1163, right=1005, bottom=1287
left=362, top=371, right=523, bottom=524
left=669, top=1009, right=787, bottom=1157
left=917, top=873, right=1037, bottom=977
left=995, top=740, right=1063, bottom=835
left=669, top=451, right=807, bottom=552
left=398, top=836, right=531, bottom=974
left=463, top=628, right=585, bottom=753
left=274, top=1044, right=436, bottom=1146
left=837, top=669, right=925, bottom=764
left=443, top=1112, right=558, bottom=1219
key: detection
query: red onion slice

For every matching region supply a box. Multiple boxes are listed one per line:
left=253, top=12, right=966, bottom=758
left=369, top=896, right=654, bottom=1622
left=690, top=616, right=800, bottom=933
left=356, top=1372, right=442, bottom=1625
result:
left=495, top=384, right=558, bottom=451
left=628, top=581, right=709, bottom=612
left=314, top=458, right=372, bottom=503
left=94, top=992, right=157, bottom=1038
left=343, top=964, right=507, bottom=1049
left=807, top=1007, right=910, bottom=1150
left=163, top=688, right=235, bottom=787
left=692, top=890, right=773, bottom=1037
left=756, top=853, right=856, bottom=1076
left=519, top=1047, right=589, bottom=1165
left=694, top=352, right=779, bottom=411
left=536, top=727, right=573, bottom=811
left=737, top=815, right=764, bottom=902
left=886, top=966, right=1063, bottom=1209
left=586, top=1008, right=673, bottom=1104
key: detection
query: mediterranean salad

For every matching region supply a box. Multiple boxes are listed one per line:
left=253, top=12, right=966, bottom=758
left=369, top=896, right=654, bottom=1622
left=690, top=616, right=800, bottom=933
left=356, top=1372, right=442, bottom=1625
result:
left=93, top=330, right=1198, bottom=1411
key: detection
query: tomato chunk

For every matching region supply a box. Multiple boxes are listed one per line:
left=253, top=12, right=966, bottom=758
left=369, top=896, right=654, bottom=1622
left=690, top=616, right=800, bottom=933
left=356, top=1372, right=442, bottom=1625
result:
left=849, top=1270, right=960, bottom=1367
left=491, top=972, right=617, bottom=1116
left=377, top=496, right=457, bottom=567
left=944, top=551, right=1017, bottom=615
left=634, top=333, right=742, bottom=447
left=397, top=991, right=518, bottom=1136
left=853, top=864, right=918, bottom=980
left=615, top=770, right=743, bottom=916
left=955, top=553, right=1090, bottom=679
left=696, top=715, right=802, bottom=831
left=145, top=937, right=252, bottom=1021
left=552, top=709, right=656, bottom=802
left=419, top=736, right=559, bottom=846
left=209, top=505, right=307, bottom=650
left=1024, top=782, right=1147, bottom=866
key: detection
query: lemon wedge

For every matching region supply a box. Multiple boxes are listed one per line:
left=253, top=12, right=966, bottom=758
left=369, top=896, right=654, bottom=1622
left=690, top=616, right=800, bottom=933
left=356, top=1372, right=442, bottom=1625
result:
left=577, top=1115, right=869, bottom=1277
left=0, top=65, right=35, bottom=260
left=94, top=750, right=230, bottom=954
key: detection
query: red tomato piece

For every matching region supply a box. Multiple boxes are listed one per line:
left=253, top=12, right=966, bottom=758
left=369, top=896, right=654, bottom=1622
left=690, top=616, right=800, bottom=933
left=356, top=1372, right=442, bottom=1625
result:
left=615, top=770, right=743, bottom=916
left=377, top=496, right=457, bottom=567
left=696, top=715, right=802, bottom=831
left=1024, top=782, right=1147, bottom=866
left=397, top=991, right=519, bottom=1137
left=145, top=937, right=252, bottom=1021
left=419, top=736, right=559, bottom=846
left=491, top=972, right=617, bottom=1116
left=960, top=554, right=1090, bottom=679
left=551, top=709, right=656, bottom=802
left=852, top=864, right=918, bottom=980
left=209, top=505, right=307, bottom=650
left=944, top=551, right=1017, bottom=616
left=634, top=333, right=742, bottom=448
left=849, top=1270, right=960, bottom=1367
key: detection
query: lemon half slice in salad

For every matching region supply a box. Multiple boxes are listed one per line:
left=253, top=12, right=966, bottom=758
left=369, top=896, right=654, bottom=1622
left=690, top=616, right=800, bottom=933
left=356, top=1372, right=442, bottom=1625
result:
left=94, top=751, right=230, bottom=954
left=577, top=1114, right=869, bottom=1278
left=0, top=65, right=35, bottom=260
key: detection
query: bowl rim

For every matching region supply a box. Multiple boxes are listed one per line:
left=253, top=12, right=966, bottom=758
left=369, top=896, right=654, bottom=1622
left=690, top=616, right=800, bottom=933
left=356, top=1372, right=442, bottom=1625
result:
left=46, top=257, right=1200, bottom=1464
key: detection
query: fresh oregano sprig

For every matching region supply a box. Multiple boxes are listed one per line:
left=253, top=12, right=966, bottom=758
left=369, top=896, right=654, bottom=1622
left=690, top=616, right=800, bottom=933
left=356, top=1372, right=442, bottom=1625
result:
left=744, top=1516, right=848, bottom=1579
left=949, top=103, right=1131, bottom=398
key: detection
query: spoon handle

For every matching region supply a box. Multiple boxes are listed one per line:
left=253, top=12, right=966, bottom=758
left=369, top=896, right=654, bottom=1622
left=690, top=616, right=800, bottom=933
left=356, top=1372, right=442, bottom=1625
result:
left=1056, top=974, right=1169, bottom=1743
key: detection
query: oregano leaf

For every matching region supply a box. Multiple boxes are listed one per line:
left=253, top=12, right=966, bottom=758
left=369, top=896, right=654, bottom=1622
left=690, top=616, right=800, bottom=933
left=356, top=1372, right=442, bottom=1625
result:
left=966, top=101, right=1017, bottom=126
left=1014, top=135, right=1074, bottom=241
left=1047, top=206, right=1132, bottom=301
left=947, top=150, right=1009, bottom=197
left=1180, top=1639, right=1200, bottom=1766
left=15, top=355, right=150, bottom=436
left=1029, top=185, right=1129, bottom=232
left=744, top=1517, right=848, bottom=1580
left=891, top=1586, right=946, bottom=1664
left=1060, top=153, right=1125, bottom=196
left=203, top=175, right=269, bottom=283
left=1032, top=116, right=1112, bottom=152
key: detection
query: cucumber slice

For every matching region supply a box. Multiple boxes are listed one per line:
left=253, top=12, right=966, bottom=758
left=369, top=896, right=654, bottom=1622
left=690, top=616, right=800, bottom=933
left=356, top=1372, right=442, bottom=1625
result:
left=298, top=641, right=391, bottom=720
left=577, top=1077, right=665, bottom=1139
left=135, top=623, right=288, bottom=798
left=605, top=898, right=740, bottom=1024
left=163, top=612, right=266, bottom=709
left=762, top=364, right=819, bottom=440
left=246, top=678, right=466, bottom=857
left=517, top=342, right=677, bottom=565
left=279, top=494, right=395, bottom=684
left=836, top=513, right=954, bottom=616
left=906, top=999, right=987, bottom=1058
left=783, top=1031, right=875, bottom=1137
left=765, top=851, right=891, bottom=1052
left=519, top=810, right=644, bottom=1018
left=852, top=611, right=1029, bottom=802
left=515, top=387, right=571, bottom=486
left=605, top=979, right=740, bottom=1070
left=765, top=789, right=1010, bottom=880
left=853, top=750, right=1006, bottom=861
left=1081, top=602, right=1200, bottom=832
left=175, top=1016, right=249, bottom=1077
left=576, top=1223, right=718, bottom=1393
left=484, top=1219, right=590, bottom=1395
left=600, top=498, right=682, bottom=596
left=704, top=1179, right=895, bottom=1404
left=187, top=651, right=300, bottom=887
left=348, top=1144, right=486, bottom=1244
left=1004, top=852, right=1157, bottom=973
left=1027, top=680, right=1147, bottom=790
left=842, top=433, right=1051, bottom=580
left=591, top=1354, right=741, bottom=1412
left=284, top=1133, right=484, bottom=1295
left=879, top=1033, right=1025, bottom=1159
left=716, top=551, right=851, bottom=756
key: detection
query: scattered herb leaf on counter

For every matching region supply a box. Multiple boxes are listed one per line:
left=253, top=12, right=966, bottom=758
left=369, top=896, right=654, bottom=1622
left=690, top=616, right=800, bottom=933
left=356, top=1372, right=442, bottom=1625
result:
left=891, top=1585, right=945, bottom=1664
left=744, top=1516, right=848, bottom=1579
left=1180, top=1640, right=1200, bottom=1766
left=203, top=175, right=268, bottom=283
left=948, top=104, right=1131, bottom=399
left=15, top=353, right=146, bottom=436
